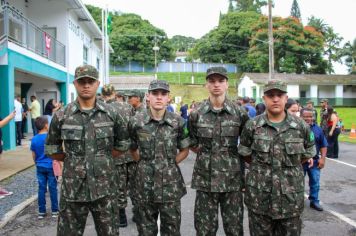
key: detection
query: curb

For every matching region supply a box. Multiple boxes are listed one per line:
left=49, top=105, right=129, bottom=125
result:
left=0, top=195, right=37, bottom=229
left=0, top=164, right=35, bottom=182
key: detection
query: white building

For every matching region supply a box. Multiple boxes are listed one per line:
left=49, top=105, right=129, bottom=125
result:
left=0, top=0, right=106, bottom=150
left=238, top=73, right=356, bottom=106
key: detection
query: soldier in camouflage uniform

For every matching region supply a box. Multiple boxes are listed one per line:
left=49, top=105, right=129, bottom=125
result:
left=238, top=80, right=316, bottom=236
left=102, top=84, right=134, bottom=228
left=128, top=80, right=190, bottom=236
left=189, top=67, right=249, bottom=236
left=319, top=99, right=329, bottom=135
left=127, top=89, right=146, bottom=223
left=45, top=65, right=130, bottom=236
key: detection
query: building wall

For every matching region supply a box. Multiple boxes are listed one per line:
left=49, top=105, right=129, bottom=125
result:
left=318, top=85, right=335, bottom=98
left=343, top=85, right=356, bottom=98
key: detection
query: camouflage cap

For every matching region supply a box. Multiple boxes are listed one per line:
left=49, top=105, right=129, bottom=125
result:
left=306, top=100, right=313, bottom=104
left=264, top=80, right=287, bottom=93
left=148, top=80, right=170, bottom=92
left=320, top=98, right=329, bottom=103
left=101, top=84, right=115, bottom=96
left=74, top=65, right=99, bottom=81
left=127, top=89, right=142, bottom=97
left=206, top=66, right=228, bottom=80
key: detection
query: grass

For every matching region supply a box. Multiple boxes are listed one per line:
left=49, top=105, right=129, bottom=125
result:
left=339, top=133, right=356, bottom=144
left=110, top=71, right=241, bottom=87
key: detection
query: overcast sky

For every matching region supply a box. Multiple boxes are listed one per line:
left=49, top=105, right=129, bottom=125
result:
left=82, top=0, right=355, bottom=73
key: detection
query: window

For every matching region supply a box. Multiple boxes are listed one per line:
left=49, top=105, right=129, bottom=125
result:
left=83, top=46, right=88, bottom=64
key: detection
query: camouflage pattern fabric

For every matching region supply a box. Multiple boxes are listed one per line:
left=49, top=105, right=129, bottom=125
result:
left=248, top=211, right=302, bottom=236
left=136, top=201, right=181, bottom=236
left=128, top=109, right=189, bottom=235
left=189, top=98, right=248, bottom=235
left=194, top=190, right=243, bottom=236
left=238, top=112, right=316, bottom=221
left=74, top=64, right=99, bottom=81
left=57, top=196, right=118, bottom=236
left=189, top=98, right=249, bottom=192
left=320, top=108, right=328, bottom=135
left=128, top=109, right=189, bottom=203
left=206, top=66, right=228, bottom=80
left=45, top=99, right=129, bottom=234
left=263, top=80, right=287, bottom=93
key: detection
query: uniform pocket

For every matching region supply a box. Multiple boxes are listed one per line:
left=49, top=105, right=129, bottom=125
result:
left=94, top=122, right=114, bottom=150
left=245, top=171, right=271, bottom=212
left=61, top=125, right=83, bottom=154
left=284, top=138, right=305, bottom=166
left=221, top=125, right=239, bottom=147
left=251, top=135, right=271, bottom=164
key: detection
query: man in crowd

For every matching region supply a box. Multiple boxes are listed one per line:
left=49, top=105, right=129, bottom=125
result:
left=320, top=98, right=329, bottom=135
left=238, top=80, right=315, bottom=236
left=29, top=95, right=41, bottom=135
left=189, top=67, right=249, bottom=235
left=242, top=96, right=256, bottom=118
left=102, top=84, right=134, bottom=228
left=302, top=109, right=328, bottom=211
left=45, top=65, right=129, bottom=235
left=14, top=95, right=23, bottom=146
left=128, top=80, right=190, bottom=235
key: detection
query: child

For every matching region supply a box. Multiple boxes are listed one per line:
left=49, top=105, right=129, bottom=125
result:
left=31, top=116, right=58, bottom=219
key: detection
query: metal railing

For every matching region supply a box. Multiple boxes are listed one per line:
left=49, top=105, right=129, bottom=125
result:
left=0, top=5, right=65, bottom=66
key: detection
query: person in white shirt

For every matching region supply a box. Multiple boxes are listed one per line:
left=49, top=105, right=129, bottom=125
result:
left=14, top=95, right=23, bottom=145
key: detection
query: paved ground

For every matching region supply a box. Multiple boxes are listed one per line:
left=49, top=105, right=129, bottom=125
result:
left=1, top=142, right=356, bottom=235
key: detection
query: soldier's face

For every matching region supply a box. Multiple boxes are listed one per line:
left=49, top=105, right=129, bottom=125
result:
left=206, top=75, right=228, bottom=97
left=306, top=103, right=313, bottom=109
left=74, top=78, right=99, bottom=100
left=148, top=90, right=169, bottom=111
left=263, top=90, right=288, bottom=115
left=128, top=96, right=140, bottom=108
left=302, top=111, right=313, bottom=125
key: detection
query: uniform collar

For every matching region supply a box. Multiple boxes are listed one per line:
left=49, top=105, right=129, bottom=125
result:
left=201, top=98, right=234, bottom=115
left=71, top=98, right=107, bottom=114
left=144, top=108, right=175, bottom=127
left=258, top=111, right=300, bottom=131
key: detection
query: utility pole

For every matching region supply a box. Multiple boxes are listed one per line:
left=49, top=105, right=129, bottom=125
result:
left=152, top=34, right=160, bottom=80
left=268, top=0, right=274, bottom=80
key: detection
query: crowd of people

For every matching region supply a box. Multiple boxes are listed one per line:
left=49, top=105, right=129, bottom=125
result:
left=0, top=64, right=347, bottom=235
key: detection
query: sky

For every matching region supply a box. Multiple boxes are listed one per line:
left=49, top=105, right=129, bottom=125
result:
left=82, top=0, right=356, bottom=74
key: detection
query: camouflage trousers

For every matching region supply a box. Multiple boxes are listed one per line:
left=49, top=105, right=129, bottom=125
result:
left=126, top=161, right=139, bottom=220
left=136, top=200, right=181, bottom=236
left=248, top=211, right=302, bottom=236
left=194, top=190, right=243, bottom=236
left=115, top=163, right=128, bottom=208
left=57, top=196, right=118, bottom=236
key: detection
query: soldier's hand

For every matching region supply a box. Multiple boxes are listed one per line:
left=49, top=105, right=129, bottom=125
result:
left=318, top=157, right=325, bottom=169
left=307, top=158, right=313, bottom=168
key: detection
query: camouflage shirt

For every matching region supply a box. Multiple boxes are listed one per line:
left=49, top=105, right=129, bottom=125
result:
left=189, top=98, right=249, bottom=192
left=128, top=109, right=190, bottom=203
left=106, top=99, right=135, bottom=165
left=238, top=112, right=316, bottom=219
left=45, top=99, right=130, bottom=202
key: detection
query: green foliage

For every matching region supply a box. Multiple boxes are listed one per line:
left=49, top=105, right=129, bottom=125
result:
left=85, top=4, right=102, bottom=28
left=109, top=13, right=174, bottom=67
left=248, top=16, right=326, bottom=73
left=169, top=35, right=196, bottom=52
left=107, top=14, right=112, bottom=34
left=193, top=11, right=261, bottom=70
left=290, top=0, right=301, bottom=20
left=234, top=0, right=267, bottom=13
left=342, top=39, right=356, bottom=74
left=307, top=16, right=344, bottom=74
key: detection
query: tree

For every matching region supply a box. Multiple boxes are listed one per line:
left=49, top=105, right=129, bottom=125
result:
left=248, top=16, right=326, bottom=73
left=228, top=0, right=235, bottom=12
left=342, top=39, right=356, bottom=74
left=193, top=11, right=261, bottom=71
left=290, top=0, right=301, bottom=20
left=86, top=4, right=103, bottom=28
left=307, top=16, right=344, bottom=74
left=233, top=0, right=267, bottom=13
left=109, top=13, right=174, bottom=67
left=169, top=35, right=196, bottom=52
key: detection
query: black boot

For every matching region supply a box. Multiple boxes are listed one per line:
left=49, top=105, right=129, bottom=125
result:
left=119, top=208, right=128, bottom=227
